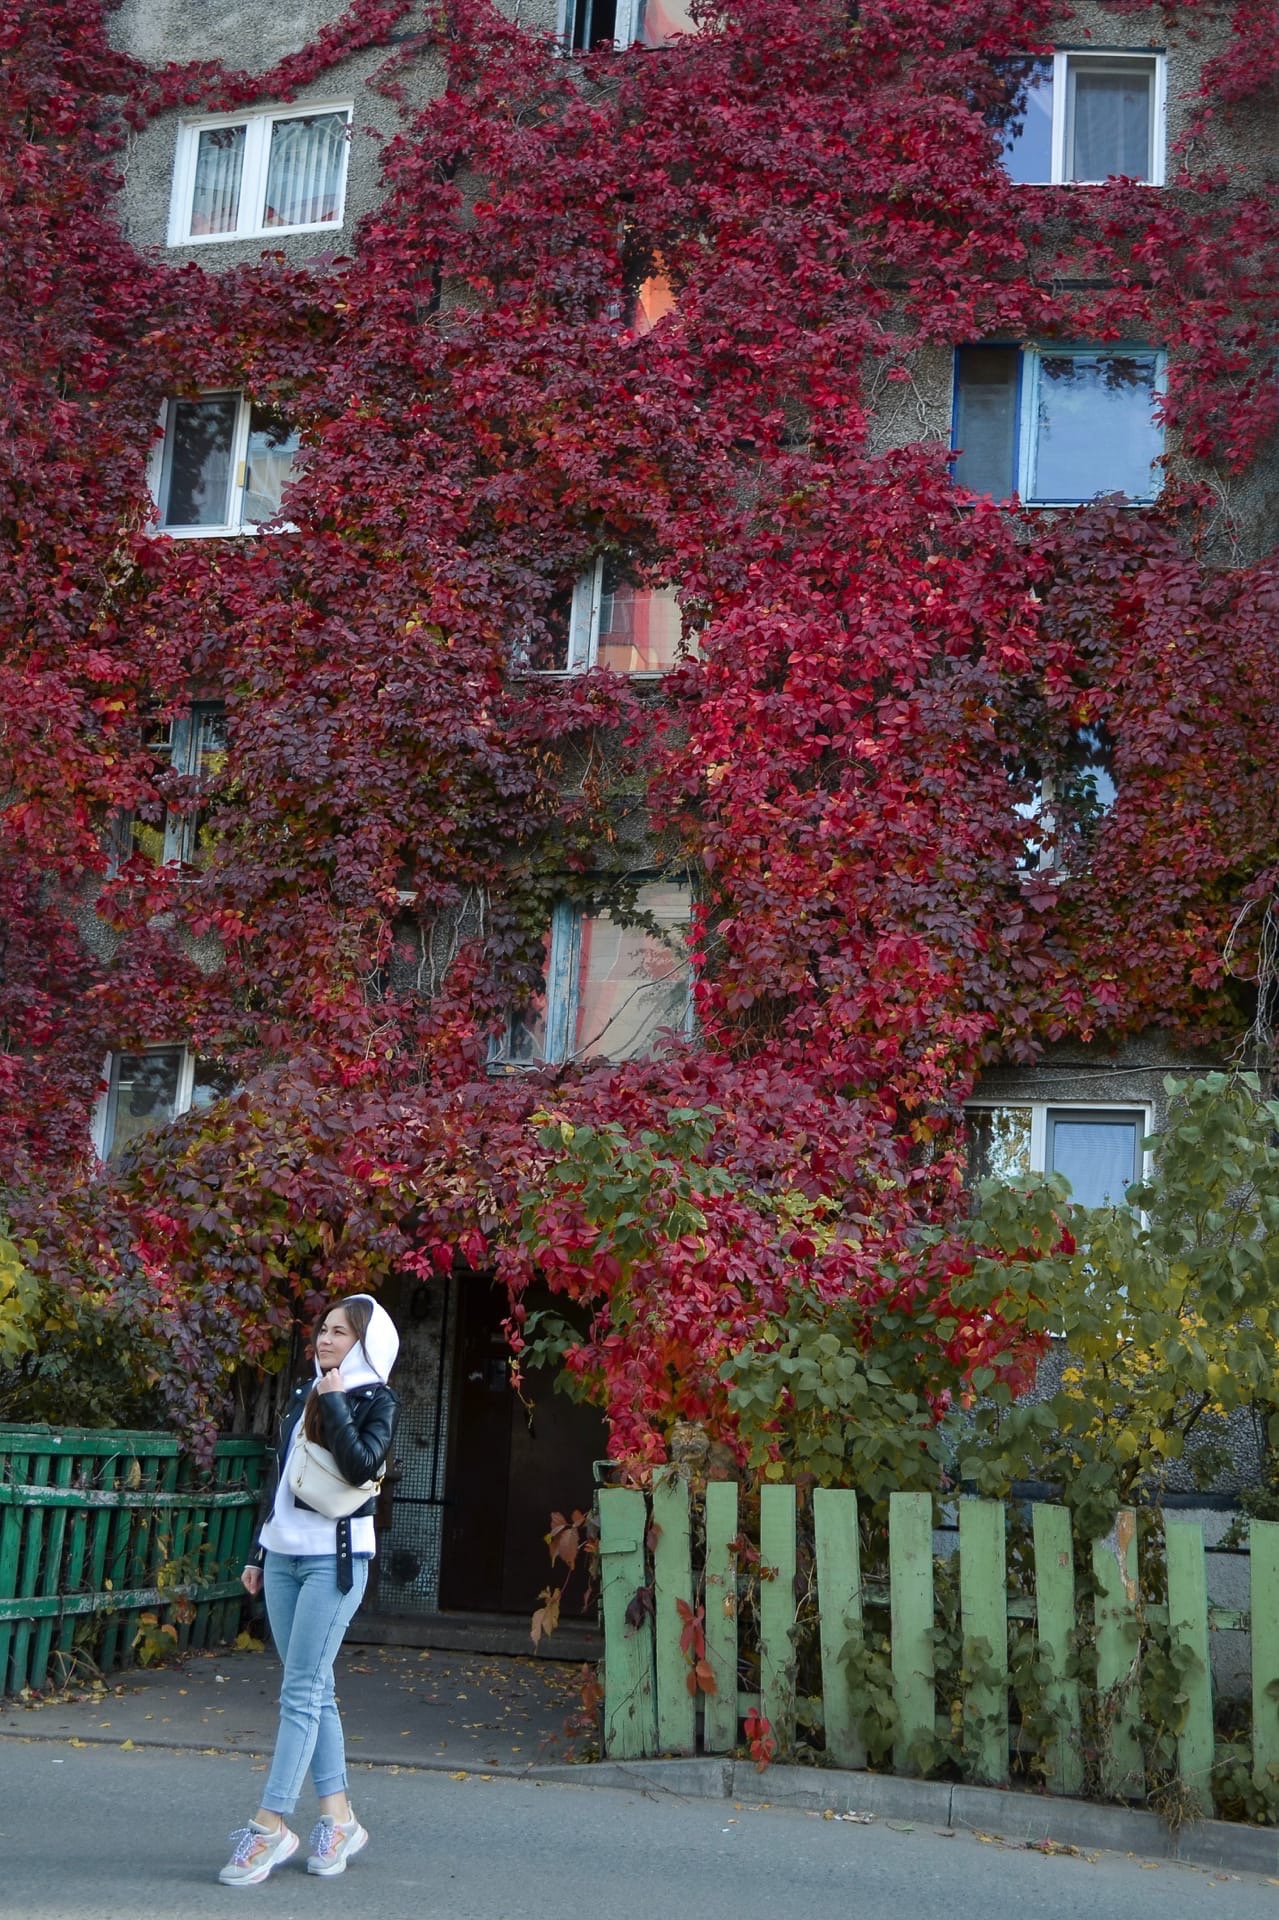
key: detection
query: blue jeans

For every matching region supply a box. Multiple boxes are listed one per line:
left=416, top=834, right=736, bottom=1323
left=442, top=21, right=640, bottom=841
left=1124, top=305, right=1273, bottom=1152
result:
left=261, top=1552, right=368, bottom=1816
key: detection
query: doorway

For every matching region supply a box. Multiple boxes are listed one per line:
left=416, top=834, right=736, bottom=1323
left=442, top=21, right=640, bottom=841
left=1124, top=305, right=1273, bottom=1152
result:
left=437, top=1276, right=606, bottom=1615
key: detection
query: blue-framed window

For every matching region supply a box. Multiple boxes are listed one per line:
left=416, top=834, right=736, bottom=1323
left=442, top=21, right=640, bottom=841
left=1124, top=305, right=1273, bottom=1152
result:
left=953, top=345, right=1164, bottom=505
left=493, top=880, right=694, bottom=1067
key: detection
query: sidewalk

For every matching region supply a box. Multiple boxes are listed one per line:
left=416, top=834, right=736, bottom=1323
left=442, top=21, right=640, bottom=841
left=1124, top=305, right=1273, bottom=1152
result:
left=0, top=1641, right=591, bottom=1773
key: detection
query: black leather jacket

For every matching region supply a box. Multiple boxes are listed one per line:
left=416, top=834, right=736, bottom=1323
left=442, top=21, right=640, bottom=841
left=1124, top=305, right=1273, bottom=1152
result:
left=251, top=1378, right=399, bottom=1592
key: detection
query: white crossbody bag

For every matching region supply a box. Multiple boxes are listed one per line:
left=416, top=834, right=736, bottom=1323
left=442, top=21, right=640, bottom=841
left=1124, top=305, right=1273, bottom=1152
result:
left=287, top=1432, right=384, bottom=1520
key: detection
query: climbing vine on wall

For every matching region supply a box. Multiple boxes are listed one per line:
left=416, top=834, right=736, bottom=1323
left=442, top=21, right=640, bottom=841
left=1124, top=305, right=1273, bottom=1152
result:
left=0, top=0, right=1276, bottom=1449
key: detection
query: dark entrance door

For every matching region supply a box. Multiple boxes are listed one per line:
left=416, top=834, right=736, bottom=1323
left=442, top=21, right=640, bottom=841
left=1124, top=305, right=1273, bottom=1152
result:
left=438, top=1276, right=606, bottom=1614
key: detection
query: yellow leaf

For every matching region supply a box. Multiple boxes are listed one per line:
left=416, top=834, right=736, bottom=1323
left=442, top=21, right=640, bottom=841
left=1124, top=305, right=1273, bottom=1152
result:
left=119, top=1739, right=135, bottom=1751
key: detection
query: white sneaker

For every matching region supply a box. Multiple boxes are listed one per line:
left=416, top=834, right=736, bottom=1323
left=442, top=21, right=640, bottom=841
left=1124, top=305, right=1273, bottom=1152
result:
left=218, top=1819, right=299, bottom=1886
left=307, top=1813, right=369, bottom=1876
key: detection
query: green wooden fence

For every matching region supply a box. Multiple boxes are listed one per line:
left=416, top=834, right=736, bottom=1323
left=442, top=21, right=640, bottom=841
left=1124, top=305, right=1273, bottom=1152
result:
left=600, top=1481, right=1269, bottom=1814
left=0, top=1425, right=269, bottom=1694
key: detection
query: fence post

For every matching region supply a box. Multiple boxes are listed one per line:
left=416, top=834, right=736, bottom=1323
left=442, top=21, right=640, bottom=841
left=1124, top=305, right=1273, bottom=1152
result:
left=651, top=1471, right=697, bottom=1755
left=1031, top=1502, right=1082, bottom=1796
left=1250, top=1518, right=1279, bottom=1798
left=1164, top=1516, right=1214, bottom=1816
left=890, top=1490, right=935, bottom=1772
left=959, top=1498, right=1008, bottom=1785
left=599, top=1486, right=658, bottom=1759
left=1093, top=1508, right=1143, bottom=1800
left=702, top=1480, right=739, bottom=1753
left=759, top=1482, right=798, bottom=1753
left=813, top=1487, right=865, bottom=1770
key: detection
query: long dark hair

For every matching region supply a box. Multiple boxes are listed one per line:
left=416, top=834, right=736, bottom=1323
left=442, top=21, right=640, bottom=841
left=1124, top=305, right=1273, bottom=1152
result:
left=302, top=1296, right=374, bottom=1442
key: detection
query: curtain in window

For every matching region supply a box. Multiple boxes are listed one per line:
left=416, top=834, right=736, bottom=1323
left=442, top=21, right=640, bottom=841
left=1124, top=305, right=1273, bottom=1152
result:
left=243, top=407, right=302, bottom=525
left=262, top=113, right=348, bottom=229
left=596, top=576, right=685, bottom=674
left=1069, top=67, right=1151, bottom=180
left=572, top=884, right=691, bottom=1060
left=633, top=272, right=676, bottom=336
left=189, top=125, right=247, bottom=237
left=635, top=0, right=696, bottom=47
left=162, top=397, right=238, bottom=529
left=1048, top=1117, right=1139, bottom=1207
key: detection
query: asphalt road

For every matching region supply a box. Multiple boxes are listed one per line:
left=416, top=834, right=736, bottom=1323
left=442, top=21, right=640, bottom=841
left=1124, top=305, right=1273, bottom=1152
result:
left=4, top=1742, right=1273, bottom=1920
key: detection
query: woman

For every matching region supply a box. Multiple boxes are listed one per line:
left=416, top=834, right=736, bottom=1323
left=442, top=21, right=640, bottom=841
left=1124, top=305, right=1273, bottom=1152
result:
left=219, top=1294, right=399, bottom=1887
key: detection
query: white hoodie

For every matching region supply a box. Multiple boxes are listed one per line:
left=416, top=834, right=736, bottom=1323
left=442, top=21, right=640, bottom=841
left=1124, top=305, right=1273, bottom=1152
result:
left=259, top=1296, right=400, bottom=1561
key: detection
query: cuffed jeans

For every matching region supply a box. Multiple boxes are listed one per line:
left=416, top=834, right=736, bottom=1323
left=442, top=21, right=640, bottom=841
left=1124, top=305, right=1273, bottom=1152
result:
left=261, top=1552, right=368, bottom=1815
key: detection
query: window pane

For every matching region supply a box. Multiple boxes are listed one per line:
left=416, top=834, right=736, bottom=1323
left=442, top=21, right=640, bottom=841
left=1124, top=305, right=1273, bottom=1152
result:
left=1047, top=1111, right=1140, bottom=1207
left=108, top=1050, right=183, bottom=1159
left=953, top=347, right=1019, bottom=498
left=597, top=565, right=685, bottom=673
left=635, top=0, right=695, bottom=47
left=1069, top=63, right=1152, bottom=181
left=263, top=112, right=348, bottom=229
left=190, top=1059, right=236, bottom=1109
left=1031, top=353, right=1161, bottom=503
left=573, top=882, right=691, bottom=1060
left=243, top=407, right=301, bottom=525
left=189, top=124, right=246, bottom=236
left=569, top=0, right=618, bottom=49
left=996, top=58, right=1054, bottom=183
left=966, top=1108, right=1034, bottom=1184
left=161, top=397, right=238, bottom=529
left=183, top=706, right=228, bottom=865
left=497, top=930, right=553, bottom=1064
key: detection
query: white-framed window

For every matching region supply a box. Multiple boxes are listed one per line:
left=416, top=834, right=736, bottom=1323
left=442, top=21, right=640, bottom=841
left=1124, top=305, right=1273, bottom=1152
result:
left=997, top=52, right=1166, bottom=185
left=94, top=1046, right=235, bottom=1161
left=523, top=559, right=691, bottom=674
left=167, top=104, right=353, bottom=245
left=492, top=879, right=694, bottom=1068
left=966, top=1102, right=1149, bottom=1208
left=1016, top=726, right=1116, bottom=873
left=562, top=0, right=694, bottom=50
left=152, top=394, right=301, bottom=537
left=121, top=702, right=227, bottom=869
left=952, top=344, right=1165, bottom=505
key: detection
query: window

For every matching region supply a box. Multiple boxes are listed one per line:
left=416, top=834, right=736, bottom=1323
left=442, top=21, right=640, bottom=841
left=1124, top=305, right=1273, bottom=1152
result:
left=96, top=1046, right=235, bottom=1161
left=1016, top=725, right=1116, bottom=872
left=494, top=880, right=694, bottom=1067
left=168, top=106, right=352, bottom=245
left=996, top=52, right=1166, bottom=185
left=966, top=1103, right=1147, bottom=1207
left=125, top=702, right=227, bottom=869
left=524, top=558, right=690, bottom=674
left=563, top=0, right=695, bottom=50
left=154, top=394, right=301, bottom=536
left=953, top=345, right=1164, bottom=505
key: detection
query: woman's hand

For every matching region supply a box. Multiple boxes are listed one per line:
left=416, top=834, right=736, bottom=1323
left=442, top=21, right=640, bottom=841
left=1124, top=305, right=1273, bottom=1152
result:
left=241, top=1565, right=263, bottom=1597
left=315, top=1369, right=346, bottom=1396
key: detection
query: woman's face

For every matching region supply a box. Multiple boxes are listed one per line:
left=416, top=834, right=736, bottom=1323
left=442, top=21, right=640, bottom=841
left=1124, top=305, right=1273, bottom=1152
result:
left=315, top=1309, right=360, bottom=1373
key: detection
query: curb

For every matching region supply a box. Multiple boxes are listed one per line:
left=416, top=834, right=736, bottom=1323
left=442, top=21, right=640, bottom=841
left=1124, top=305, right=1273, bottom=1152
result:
left=535, top=1756, right=1279, bottom=1877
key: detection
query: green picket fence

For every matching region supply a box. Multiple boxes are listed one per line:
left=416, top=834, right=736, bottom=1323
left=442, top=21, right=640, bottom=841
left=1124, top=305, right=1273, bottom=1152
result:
left=600, top=1481, right=1274, bottom=1814
left=0, top=1426, right=269, bottom=1694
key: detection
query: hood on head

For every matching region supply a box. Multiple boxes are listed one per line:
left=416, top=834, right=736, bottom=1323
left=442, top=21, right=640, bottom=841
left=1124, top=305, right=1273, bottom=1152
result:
left=314, top=1294, right=400, bottom=1389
